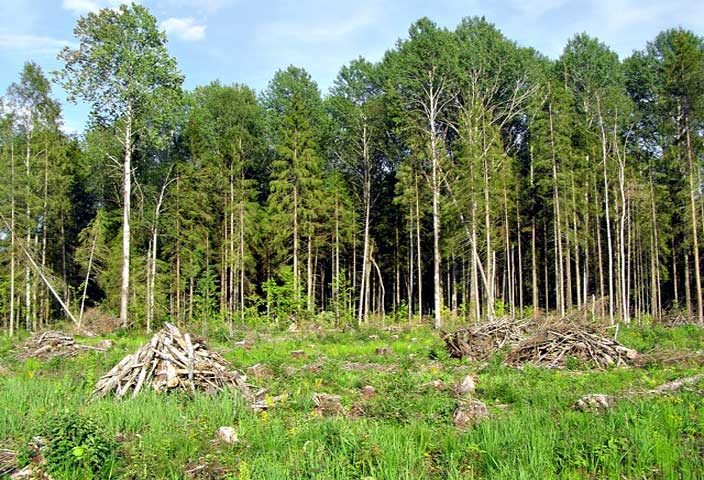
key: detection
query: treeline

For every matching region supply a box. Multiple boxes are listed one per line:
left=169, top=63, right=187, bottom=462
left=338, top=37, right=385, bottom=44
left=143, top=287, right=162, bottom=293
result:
left=1, top=4, right=703, bottom=334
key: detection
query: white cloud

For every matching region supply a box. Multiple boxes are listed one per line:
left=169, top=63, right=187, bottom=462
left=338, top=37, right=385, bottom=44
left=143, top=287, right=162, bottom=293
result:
left=0, top=32, right=76, bottom=55
left=160, top=17, right=206, bottom=41
left=61, top=0, right=126, bottom=15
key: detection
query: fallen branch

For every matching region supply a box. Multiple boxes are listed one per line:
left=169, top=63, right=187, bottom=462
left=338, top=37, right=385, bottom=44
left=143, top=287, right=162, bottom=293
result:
left=574, top=374, right=704, bottom=412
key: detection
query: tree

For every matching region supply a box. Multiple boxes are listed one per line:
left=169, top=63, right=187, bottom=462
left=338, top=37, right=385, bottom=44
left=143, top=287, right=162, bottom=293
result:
left=384, top=18, right=459, bottom=328
left=183, top=82, right=265, bottom=326
left=634, top=29, right=704, bottom=323
left=263, top=66, right=325, bottom=313
left=56, top=3, right=183, bottom=327
left=328, top=57, right=386, bottom=324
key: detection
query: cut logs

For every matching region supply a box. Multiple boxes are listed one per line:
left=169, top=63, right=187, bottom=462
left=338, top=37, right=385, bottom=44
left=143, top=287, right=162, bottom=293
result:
left=15, top=331, right=110, bottom=360
left=442, top=317, right=528, bottom=360
left=506, top=323, right=637, bottom=369
left=93, top=323, right=255, bottom=401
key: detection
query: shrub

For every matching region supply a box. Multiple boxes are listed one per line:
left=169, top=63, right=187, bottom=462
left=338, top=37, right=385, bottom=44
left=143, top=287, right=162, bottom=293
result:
left=42, top=411, right=118, bottom=478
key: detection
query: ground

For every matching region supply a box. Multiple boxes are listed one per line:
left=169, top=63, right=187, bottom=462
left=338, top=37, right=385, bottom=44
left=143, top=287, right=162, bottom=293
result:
left=0, top=322, right=703, bottom=479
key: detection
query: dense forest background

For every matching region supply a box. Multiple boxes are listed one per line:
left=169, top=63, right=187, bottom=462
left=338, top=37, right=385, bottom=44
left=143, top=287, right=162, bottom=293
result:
left=1, top=3, right=703, bottom=334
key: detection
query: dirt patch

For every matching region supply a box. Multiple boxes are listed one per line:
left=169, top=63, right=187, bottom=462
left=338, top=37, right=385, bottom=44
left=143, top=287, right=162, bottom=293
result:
left=185, top=458, right=231, bottom=479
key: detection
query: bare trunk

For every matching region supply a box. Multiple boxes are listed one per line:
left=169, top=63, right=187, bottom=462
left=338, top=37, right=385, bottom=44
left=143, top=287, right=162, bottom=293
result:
left=548, top=95, right=565, bottom=316
left=293, top=185, right=299, bottom=302
left=9, top=140, right=15, bottom=335
left=25, top=135, right=31, bottom=330
left=598, top=101, right=614, bottom=324
left=307, top=233, right=313, bottom=312
left=358, top=142, right=371, bottom=324
left=415, top=174, right=422, bottom=318
left=120, top=109, right=132, bottom=328
left=78, top=220, right=99, bottom=328
left=686, top=122, right=703, bottom=323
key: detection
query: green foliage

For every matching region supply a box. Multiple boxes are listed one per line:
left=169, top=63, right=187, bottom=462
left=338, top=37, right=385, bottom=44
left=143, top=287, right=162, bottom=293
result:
left=262, top=266, right=306, bottom=323
left=56, top=3, right=183, bottom=135
left=41, top=411, right=118, bottom=478
left=1, top=324, right=703, bottom=478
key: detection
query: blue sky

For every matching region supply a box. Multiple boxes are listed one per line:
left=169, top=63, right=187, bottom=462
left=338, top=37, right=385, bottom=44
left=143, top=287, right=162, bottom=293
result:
left=1, top=0, right=702, bottom=133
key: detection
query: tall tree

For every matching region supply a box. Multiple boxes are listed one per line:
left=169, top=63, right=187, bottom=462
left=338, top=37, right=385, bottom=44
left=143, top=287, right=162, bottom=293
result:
left=56, top=3, right=183, bottom=327
left=328, top=57, right=386, bottom=324
left=384, top=18, right=459, bottom=328
left=263, top=66, right=326, bottom=313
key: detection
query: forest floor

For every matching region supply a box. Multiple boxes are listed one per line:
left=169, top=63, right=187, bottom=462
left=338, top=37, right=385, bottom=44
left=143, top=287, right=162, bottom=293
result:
left=1, top=321, right=704, bottom=479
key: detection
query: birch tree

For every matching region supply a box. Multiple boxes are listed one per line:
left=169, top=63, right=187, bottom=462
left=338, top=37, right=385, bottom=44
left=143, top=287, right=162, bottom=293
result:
left=57, top=3, right=183, bottom=327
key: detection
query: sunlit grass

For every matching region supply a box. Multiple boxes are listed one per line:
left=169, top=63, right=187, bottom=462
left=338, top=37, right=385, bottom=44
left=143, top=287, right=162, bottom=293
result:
left=0, top=324, right=702, bottom=478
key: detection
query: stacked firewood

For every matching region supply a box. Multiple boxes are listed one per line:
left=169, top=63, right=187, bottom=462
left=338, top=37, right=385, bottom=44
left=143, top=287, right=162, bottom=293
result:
left=93, top=323, right=254, bottom=401
left=506, top=323, right=637, bottom=369
left=15, top=330, right=109, bottom=360
left=442, top=317, right=528, bottom=360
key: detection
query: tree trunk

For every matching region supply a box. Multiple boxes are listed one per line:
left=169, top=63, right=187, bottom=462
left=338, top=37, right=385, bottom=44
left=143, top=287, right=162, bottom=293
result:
left=9, top=139, right=15, bottom=336
left=598, top=101, right=614, bottom=324
left=685, top=121, right=703, bottom=323
left=120, top=109, right=133, bottom=328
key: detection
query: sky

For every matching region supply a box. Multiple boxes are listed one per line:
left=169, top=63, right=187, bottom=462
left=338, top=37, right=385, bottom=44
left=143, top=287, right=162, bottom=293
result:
left=1, top=0, right=702, bottom=134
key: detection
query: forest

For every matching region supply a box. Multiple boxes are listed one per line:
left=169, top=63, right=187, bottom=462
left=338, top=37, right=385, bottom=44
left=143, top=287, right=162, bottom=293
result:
left=1, top=3, right=704, bottom=334
left=3, top=3, right=704, bottom=479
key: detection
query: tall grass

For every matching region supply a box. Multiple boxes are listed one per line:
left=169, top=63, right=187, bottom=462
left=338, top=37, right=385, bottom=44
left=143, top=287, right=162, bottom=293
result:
left=0, top=325, right=702, bottom=478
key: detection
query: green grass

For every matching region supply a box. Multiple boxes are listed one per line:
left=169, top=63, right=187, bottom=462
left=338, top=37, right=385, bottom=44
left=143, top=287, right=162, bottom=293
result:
left=1, top=324, right=703, bottom=479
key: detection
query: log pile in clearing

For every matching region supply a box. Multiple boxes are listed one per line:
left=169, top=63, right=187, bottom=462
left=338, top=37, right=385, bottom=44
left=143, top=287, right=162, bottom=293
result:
left=506, top=322, right=638, bottom=369
left=15, top=330, right=110, bottom=360
left=442, top=317, right=528, bottom=360
left=662, top=312, right=698, bottom=327
left=93, top=323, right=254, bottom=401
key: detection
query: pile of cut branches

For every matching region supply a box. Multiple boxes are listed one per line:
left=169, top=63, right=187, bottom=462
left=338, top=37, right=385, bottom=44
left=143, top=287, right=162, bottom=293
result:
left=442, top=317, right=528, bottom=360
left=93, top=323, right=255, bottom=401
left=633, top=348, right=704, bottom=368
left=15, top=330, right=109, bottom=360
left=506, top=322, right=637, bottom=369
left=661, top=312, right=698, bottom=327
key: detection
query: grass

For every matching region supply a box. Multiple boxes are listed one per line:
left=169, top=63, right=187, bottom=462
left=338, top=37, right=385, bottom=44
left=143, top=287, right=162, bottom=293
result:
left=0, top=323, right=703, bottom=479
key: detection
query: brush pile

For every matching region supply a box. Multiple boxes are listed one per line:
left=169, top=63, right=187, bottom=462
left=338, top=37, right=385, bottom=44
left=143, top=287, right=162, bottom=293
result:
left=93, top=323, right=254, bottom=401
left=0, top=449, right=16, bottom=476
left=506, top=322, right=637, bottom=369
left=15, top=330, right=109, bottom=360
left=662, top=312, right=698, bottom=327
left=442, top=317, right=528, bottom=360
